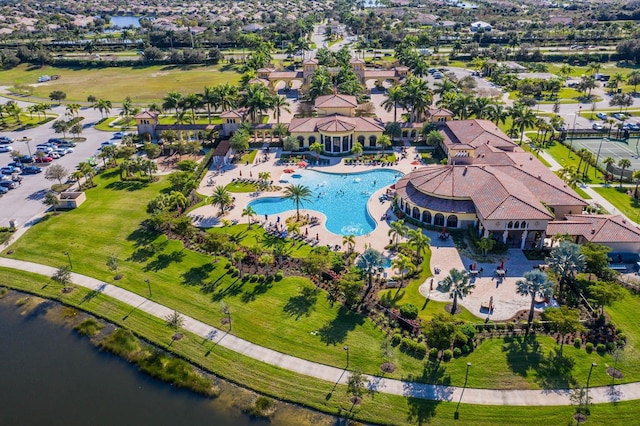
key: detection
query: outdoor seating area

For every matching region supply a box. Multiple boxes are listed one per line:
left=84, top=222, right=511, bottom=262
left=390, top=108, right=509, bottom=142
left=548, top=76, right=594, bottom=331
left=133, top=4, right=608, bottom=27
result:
left=344, top=157, right=398, bottom=167
left=264, top=223, right=320, bottom=246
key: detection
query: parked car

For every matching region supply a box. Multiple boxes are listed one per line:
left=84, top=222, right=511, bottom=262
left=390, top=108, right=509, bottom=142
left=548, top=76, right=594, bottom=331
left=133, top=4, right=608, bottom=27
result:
left=623, top=123, right=639, bottom=131
left=49, top=151, right=60, bottom=159
left=112, top=132, right=124, bottom=139
left=0, top=166, right=20, bottom=174
left=592, top=123, right=605, bottom=130
left=54, top=148, right=67, bottom=156
left=0, top=180, right=19, bottom=189
left=57, top=141, right=76, bottom=148
left=34, top=156, right=53, bottom=163
left=0, top=186, right=8, bottom=195
left=21, top=166, right=42, bottom=174
left=433, top=72, right=443, bottom=79
left=18, top=155, right=34, bottom=163
left=0, top=136, right=14, bottom=144
left=596, top=112, right=608, bottom=120
left=613, top=113, right=627, bottom=120
left=0, top=146, right=13, bottom=153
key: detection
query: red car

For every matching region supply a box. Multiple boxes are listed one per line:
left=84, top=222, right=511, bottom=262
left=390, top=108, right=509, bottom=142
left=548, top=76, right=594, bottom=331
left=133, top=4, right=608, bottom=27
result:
left=34, top=156, right=53, bottom=163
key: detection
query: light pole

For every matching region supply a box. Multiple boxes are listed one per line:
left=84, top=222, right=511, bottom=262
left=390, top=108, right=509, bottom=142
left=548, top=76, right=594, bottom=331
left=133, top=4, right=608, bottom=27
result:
left=595, top=137, right=607, bottom=180
left=455, top=362, right=471, bottom=419
left=144, top=278, right=152, bottom=298
left=586, top=362, right=597, bottom=407
left=63, top=251, right=72, bottom=269
left=343, top=345, right=349, bottom=368
left=24, top=140, right=32, bottom=157
left=569, top=106, right=582, bottom=159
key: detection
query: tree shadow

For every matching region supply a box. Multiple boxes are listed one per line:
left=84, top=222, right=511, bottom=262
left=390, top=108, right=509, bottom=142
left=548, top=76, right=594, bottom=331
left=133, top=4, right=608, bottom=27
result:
left=402, top=360, right=452, bottom=425
left=283, top=286, right=319, bottom=319
left=201, top=273, right=227, bottom=294
left=181, top=263, right=215, bottom=287
left=126, top=225, right=161, bottom=247
left=536, top=347, right=576, bottom=389
left=143, top=249, right=186, bottom=272
left=24, top=300, right=55, bottom=320
left=81, top=283, right=107, bottom=304
left=502, top=334, right=543, bottom=377
left=228, top=229, right=249, bottom=244
left=210, top=278, right=244, bottom=302
left=318, top=306, right=365, bottom=345
left=105, top=180, right=148, bottom=191
left=25, top=189, right=48, bottom=201
left=379, top=288, right=404, bottom=306
left=240, top=279, right=273, bottom=303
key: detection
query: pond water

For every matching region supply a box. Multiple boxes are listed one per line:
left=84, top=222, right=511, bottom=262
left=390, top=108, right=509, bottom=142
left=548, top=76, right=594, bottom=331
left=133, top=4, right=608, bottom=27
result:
left=0, top=302, right=256, bottom=426
left=108, top=15, right=144, bottom=28
left=249, top=169, right=402, bottom=236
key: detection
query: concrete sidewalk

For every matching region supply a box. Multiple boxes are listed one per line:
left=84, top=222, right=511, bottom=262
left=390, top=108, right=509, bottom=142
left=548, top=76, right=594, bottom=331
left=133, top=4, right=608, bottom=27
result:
left=1, top=257, right=639, bottom=406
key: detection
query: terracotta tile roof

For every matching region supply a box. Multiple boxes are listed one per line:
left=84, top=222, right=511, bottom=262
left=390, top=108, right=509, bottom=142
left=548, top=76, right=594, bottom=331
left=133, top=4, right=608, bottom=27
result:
left=134, top=110, right=159, bottom=119
left=315, top=94, right=358, bottom=109
left=350, top=57, right=365, bottom=64
left=395, top=165, right=555, bottom=220
left=548, top=215, right=640, bottom=243
left=303, top=58, right=318, bottom=65
left=288, top=114, right=385, bottom=133
left=428, top=108, right=453, bottom=117
left=257, top=67, right=275, bottom=73
left=443, top=119, right=516, bottom=152
left=248, top=78, right=270, bottom=87
left=268, top=71, right=303, bottom=79
left=220, top=108, right=247, bottom=119
left=364, top=70, right=398, bottom=79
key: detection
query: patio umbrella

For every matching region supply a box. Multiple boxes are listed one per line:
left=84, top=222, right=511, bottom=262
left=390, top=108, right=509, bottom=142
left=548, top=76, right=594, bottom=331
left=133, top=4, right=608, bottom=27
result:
left=297, top=160, right=308, bottom=167
left=284, top=169, right=294, bottom=173
left=411, top=161, right=421, bottom=165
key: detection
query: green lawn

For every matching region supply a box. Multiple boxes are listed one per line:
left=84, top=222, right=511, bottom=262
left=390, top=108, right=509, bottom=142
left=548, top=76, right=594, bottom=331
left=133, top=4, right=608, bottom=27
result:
left=239, top=149, right=258, bottom=164
left=0, top=64, right=242, bottom=103
left=3, top=268, right=640, bottom=426
left=0, top=114, right=56, bottom=131
left=592, top=186, right=640, bottom=221
left=225, top=181, right=257, bottom=193
left=544, top=141, right=601, bottom=183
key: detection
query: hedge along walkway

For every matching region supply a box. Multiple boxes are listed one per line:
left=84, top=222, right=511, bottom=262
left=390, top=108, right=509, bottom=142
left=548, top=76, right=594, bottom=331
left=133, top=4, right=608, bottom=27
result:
left=2, top=256, right=640, bottom=406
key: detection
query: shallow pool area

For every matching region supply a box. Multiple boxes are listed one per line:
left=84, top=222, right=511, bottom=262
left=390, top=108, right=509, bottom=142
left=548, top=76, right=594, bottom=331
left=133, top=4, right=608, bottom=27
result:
left=248, top=169, right=402, bottom=236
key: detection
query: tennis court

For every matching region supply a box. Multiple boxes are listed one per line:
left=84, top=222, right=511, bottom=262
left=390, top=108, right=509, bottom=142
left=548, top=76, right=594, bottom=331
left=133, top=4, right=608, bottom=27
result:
left=571, top=135, right=640, bottom=169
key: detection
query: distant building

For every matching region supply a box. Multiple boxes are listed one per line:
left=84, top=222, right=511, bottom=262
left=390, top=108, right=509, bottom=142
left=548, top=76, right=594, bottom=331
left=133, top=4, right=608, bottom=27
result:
left=470, top=21, right=492, bottom=32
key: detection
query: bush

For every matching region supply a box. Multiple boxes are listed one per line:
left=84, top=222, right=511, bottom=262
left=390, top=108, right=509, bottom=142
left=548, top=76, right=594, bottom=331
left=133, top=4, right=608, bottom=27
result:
left=460, top=324, right=476, bottom=341
left=507, top=322, right=516, bottom=331
left=241, top=274, right=250, bottom=282
left=461, top=344, right=472, bottom=354
left=443, top=349, right=453, bottom=361
left=585, top=342, right=594, bottom=353
left=617, top=333, right=627, bottom=344
left=413, top=342, right=427, bottom=358
left=429, top=348, right=439, bottom=359
left=607, top=342, right=616, bottom=352
left=596, top=343, right=607, bottom=354
left=399, top=304, right=419, bottom=320
left=496, top=323, right=506, bottom=331
left=573, top=337, right=582, bottom=348
left=250, top=274, right=258, bottom=282
left=453, top=347, right=462, bottom=358
left=275, top=270, right=284, bottom=281
left=391, top=333, right=402, bottom=346
left=485, top=322, right=496, bottom=332
left=258, top=274, right=266, bottom=282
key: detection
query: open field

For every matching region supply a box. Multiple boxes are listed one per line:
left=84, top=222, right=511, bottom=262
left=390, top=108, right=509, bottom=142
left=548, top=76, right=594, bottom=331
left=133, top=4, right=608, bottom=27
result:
left=0, top=64, right=242, bottom=103
left=592, top=186, right=640, bottom=221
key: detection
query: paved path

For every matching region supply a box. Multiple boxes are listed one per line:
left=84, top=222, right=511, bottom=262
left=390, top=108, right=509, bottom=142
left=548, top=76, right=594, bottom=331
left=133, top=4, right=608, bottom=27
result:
left=1, top=257, right=639, bottom=406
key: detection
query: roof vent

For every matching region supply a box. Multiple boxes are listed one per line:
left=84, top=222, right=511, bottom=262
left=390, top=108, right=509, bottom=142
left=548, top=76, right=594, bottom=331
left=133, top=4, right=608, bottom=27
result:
left=538, top=175, right=541, bottom=179
left=591, top=228, right=595, bottom=234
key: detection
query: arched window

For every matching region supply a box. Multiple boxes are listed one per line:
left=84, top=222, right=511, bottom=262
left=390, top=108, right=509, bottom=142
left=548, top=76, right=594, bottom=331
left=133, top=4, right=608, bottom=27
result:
left=369, top=135, right=377, bottom=147
left=405, top=203, right=411, bottom=214
left=434, top=213, right=445, bottom=226
left=508, top=221, right=513, bottom=228
left=412, top=207, right=420, bottom=219
left=514, top=221, right=520, bottom=229
left=422, top=210, right=432, bottom=224
left=521, top=221, right=526, bottom=229
left=309, top=136, right=316, bottom=144
left=357, top=135, right=365, bottom=144
left=446, top=215, right=458, bottom=228
left=399, top=198, right=404, bottom=209
left=324, top=135, right=331, bottom=151
left=297, top=136, right=304, bottom=148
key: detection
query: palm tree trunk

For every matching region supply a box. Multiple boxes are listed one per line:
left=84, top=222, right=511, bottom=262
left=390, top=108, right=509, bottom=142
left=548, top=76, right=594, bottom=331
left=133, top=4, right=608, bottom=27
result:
left=527, top=296, right=535, bottom=334
left=451, top=295, right=457, bottom=315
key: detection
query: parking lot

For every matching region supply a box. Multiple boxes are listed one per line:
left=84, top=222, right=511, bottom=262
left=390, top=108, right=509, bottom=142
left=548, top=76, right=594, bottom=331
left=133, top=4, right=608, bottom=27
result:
left=0, top=102, right=116, bottom=228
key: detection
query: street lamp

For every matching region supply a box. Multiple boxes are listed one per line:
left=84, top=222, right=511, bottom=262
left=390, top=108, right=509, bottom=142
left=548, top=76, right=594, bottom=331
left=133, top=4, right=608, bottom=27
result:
left=63, top=251, right=72, bottom=269
left=144, top=278, right=152, bottom=298
left=455, top=362, right=471, bottom=419
left=24, top=140, right=32, bottom=157
left=586, top=362, right=597, bottom=407
left=343, top=345, right=349, bottom=368
left=569, top=106, right=583, bottom=158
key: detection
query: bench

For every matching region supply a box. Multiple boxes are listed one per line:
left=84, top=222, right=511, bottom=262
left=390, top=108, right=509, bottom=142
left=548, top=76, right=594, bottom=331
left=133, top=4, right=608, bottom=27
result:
left=609, top=264, right=628, bottom=272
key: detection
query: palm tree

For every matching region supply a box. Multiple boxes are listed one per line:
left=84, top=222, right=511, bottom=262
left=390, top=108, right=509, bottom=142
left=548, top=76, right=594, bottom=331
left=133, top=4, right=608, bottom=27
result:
left=391, top=254, right=415, bottom=289
left=65, top=103, right=80, bottom=118
left=407, top=229, right=430, bottom=263
left=401, top=76, right=433, bottom=123
left=388, top=219, right=408, bottom=249
left=442, top=268, right=474, bottom=315
left=283, top=184, right=312, bottom=221
left=356, top=247, right=384, bottom=289
left=242, top=206, right=256, bottom=228
left=548, top=241, right=585, bottom=294
left=602, top=156, right=615, bottom=181
left=381, top=85, right=404, bottom=123
left=308, top=69, right=333, bottom=101
left=181, top=93, right=201, bottom=124
left=511, top=104, right=537, bottom=145
left=516, top=269, right=554, bottom=334
left=162, top=91, right=182, bottom=114
left=271, top=95, right=290, bottom=125
left=93, top=98, right=112, bottom=118
left=309, top=141, right=324, bottom=161
left=342, top=234, right=356, bottom=254
left=487, top=104, right=508, bottom=126
left=209, top=185, right=232, bottom=216
left=200, top=86, right=217, bottom=124
left=240, top=83, right=272, bottom=123
left=633, top=170, right=640, bottom=199
left=351, top=141, right=363, bottom=160
left=618, top=158, right=631, bottom=187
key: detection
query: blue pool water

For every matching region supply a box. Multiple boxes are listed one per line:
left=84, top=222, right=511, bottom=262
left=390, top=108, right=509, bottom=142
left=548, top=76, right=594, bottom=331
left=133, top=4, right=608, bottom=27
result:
left=249, top=169, right=402, bottom=236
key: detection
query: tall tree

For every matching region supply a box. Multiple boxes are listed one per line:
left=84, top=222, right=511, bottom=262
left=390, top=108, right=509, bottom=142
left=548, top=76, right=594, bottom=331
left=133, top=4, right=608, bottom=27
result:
left=388, top=219, right=408, bottom=249
left=442, top=268, right=474, bottom=315
left=283, top=184, right=312, bottom=221
left=548, top=241, right=585, bottom=294
left=516, top=269, right=554, bottom=334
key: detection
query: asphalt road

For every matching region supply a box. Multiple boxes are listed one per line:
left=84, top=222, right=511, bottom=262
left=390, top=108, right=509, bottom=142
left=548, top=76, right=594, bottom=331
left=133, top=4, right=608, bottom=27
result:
left=0, top=101, right=117, bottom=228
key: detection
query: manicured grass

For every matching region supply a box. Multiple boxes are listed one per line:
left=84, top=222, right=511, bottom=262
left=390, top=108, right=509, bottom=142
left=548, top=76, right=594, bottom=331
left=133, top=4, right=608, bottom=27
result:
left=592, top=186, right=640, bottom=220
left=573, top=186, right=592, bottom=200
left=0, top=114, right=56, bottom=131
left=4, top=268, right=640, bottom=425
left=605, top=288, right=640, bottom=373
left=544, top=141, right=600, bottom=183
left=0, top=64, right=242, bottom=103
left=158, top=115, right=223, bottom=125
left=94, top=117, right=131, bottom=132
left=225, top=181, right=258, bottom=193
left=239, top=149, right=258, bottom=164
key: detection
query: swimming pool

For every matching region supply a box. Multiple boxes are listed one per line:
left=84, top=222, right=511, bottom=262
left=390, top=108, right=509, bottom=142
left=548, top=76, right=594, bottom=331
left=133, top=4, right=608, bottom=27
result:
left=248, top=169, right=402, bottom=236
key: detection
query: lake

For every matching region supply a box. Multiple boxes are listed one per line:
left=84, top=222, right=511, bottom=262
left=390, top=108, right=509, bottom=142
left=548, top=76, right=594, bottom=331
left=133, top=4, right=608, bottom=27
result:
left=109, top=16, right=144, bottom=28
left=0, top=296, right=334, bottom=426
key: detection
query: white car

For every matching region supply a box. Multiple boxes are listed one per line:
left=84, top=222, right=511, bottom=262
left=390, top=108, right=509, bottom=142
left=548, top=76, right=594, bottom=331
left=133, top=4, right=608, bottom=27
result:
left=49, top=151, right=60, bottom=159
left=592, top=123, right=604, bottom=130
left=0, top=145, right=13, bottom=153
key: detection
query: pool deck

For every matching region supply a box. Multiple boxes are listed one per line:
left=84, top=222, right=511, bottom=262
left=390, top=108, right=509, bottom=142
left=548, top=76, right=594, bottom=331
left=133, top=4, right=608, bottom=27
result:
left=190, top=146, right=542, bottom=320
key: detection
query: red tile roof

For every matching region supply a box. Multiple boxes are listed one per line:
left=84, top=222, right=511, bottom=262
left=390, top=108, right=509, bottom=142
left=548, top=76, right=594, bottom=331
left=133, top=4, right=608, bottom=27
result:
left=315, top=94, right=358, bottom=109
left=443, top=119, right=516, bottom=152
left=134, top=110, right=159, bottom=119
left=547, top=215, right=640, bottom=243
left=288, top=114, right=385, bottom=133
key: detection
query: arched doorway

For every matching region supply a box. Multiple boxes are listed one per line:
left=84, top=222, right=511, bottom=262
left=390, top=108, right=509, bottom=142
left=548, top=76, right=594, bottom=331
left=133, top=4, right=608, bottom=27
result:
left=446, top=215, right=458, bottom=228
left=412, top=207, right=420, bottom=220
left=434, top=213, right=445, bottom=227
left=421, top=210, right=432, bottom=224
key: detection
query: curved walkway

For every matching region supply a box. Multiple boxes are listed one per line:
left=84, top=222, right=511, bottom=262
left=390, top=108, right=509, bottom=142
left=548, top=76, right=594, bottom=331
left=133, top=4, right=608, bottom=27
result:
left=1, top=257, right=639, bottom=406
